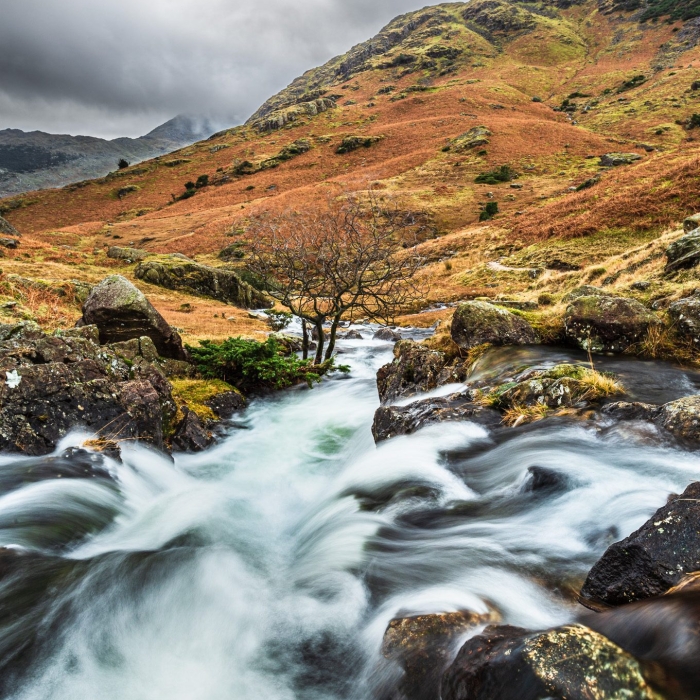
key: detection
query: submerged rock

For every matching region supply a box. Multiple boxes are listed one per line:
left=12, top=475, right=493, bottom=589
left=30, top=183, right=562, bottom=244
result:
left=372, top=392, right=500, bottom=442
left=450, top=301, right=538, bottom=351
left=79, top=275, right=189, bottom=361
left=135, top=256, right=271, bottom=308
left=376, top=340, right=447, bottom=404
left=580, top=482, right=700, bottom=608
left=564, top=294, right=659, bottom=354
left=665, top=230, right=700, bottom=272
left=443, top=624, right=662, bottom=700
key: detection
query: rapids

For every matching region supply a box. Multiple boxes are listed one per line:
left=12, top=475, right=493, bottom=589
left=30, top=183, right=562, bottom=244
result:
left=1, top=330, right=700, bottom=699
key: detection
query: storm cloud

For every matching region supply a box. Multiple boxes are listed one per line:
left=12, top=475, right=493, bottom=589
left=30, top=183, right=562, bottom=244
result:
left=0, top=0, right=433, bottom=139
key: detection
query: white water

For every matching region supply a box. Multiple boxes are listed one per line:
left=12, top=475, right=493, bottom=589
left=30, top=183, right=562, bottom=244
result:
left=3, top=335, right=700, bottom=699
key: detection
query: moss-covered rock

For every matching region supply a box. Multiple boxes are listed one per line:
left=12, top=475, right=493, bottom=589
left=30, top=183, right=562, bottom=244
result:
left=665, top=230, right=700, bottom=272
left=336, top=135, right=382, bottom=154
left=683, top=213, right=700, bottom=233
left=451, top=301, right=539, bottom=350
left=564, top=294, right=660, bottom=354
left=107, top=246, right=149, bottom=262
left=599, top=152, right=643, bottom=167
left=667, top=296, right=700, bottom=346
left=444, top=126, right=491, bottom=152
left=134, top=256, right=271, bottom=309
left=443, top=624, right=663, bottom=700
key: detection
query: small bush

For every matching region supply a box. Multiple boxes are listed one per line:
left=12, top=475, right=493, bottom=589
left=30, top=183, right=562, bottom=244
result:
left=195, top=174, right=209, bottom=188
left=117, top=158, right=130, bottom=170
left=475, top=165, right=517, bottom=184
left=184, top=181, right=196, bottom=191
left=187, top=336, right=343, bottom=393
left=687, top=114, right=700, bottom=130
left=617, top=75, right=647, bottom=93
left=479, top=202, right=499, bottom=221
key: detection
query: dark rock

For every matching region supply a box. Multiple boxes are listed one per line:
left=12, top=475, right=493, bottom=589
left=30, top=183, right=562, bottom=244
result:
left=580, top=482, right=700, bottom=608
left=631, top=280, right=651, bottom=291
left=450, top=301, right=539, bottom=350
left=205, top=390, right=247, bottom=419
left=373, top=327, right=402, bottom=342
left=665, top=229, right=700, bottom=272
left=599, top=152, right=643, bottom=167
left=80, top=275, right=189, bottom=361
left=342, top=330, right=364, bottom=340
left=523, top=466, right=568, bottom=495
left=602, top=401, right=660, bottom=422
left=382, top=611, right=488, bottom=700
left=107, top=246, right=148, bottom=261
left=443, top=624, right=659, bottom=700
left=683, top=213, right=700, bottom=233
left=134, top=256, right=271, bottom=308
left=0, top=215, right=19, bottom=238
left=0, top=237, right=18, bottom=249
left=172, top=408, right=213, bottom=452
left=376, top=340, right=447, bottom=404
left=668, top=296, right=700, bottom=346
left=336, top=135, right=381, bottom=154
left=564, top=294, right=660, bottom=353
left=372, top=392, right=501, bottom=442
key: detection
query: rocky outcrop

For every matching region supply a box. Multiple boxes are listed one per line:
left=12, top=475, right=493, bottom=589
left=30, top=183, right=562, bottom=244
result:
left=134, top=257, right=271, bottom=309
left=443, top=624, right=661, bottom=700
left=444, top=126, right=491, bottom=152
left=665, top=230, right=700, bottom=272
left=372, top=392, right=500, bottom=442
left=383, top=611, right=489, bottom=700
left=250, top=98, right=337, bottom=132
left=450, top=301, right=539, bottom=350
left=79, top=275, right=189, bottom=361
left=599, top=153, right=642, bottom=167
left=564, top=294, right=659, bottom=353
left=0, top=322, right=177, bottom=455
left=0, top=215, right=19, bottom=237
left=336, top=135, right=382, bottom=154
left=107, top=246, right=149, bottom=262
left=376, top=340, right=448, bottom=404
left=579, top=482, right=700, bottom=608
left=373, top=327, right=402, bottom=342
left=171, top=408, right=213, bottom=452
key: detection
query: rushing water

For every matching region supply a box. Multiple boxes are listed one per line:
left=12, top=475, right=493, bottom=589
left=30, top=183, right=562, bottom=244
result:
left=1, top=331, right=700, bottom=699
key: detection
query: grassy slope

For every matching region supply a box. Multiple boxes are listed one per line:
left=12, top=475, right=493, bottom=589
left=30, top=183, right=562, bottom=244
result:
left=1, top=0, right=700, bottom=340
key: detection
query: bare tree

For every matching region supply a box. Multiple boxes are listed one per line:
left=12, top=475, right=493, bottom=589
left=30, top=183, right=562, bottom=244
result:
left=245, top=190, right=425, bottom=364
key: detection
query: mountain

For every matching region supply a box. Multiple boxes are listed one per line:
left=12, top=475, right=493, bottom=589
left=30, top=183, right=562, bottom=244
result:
left=0, top=0, right=699, bottom=340
left=0, top=115, right=220, bottom=198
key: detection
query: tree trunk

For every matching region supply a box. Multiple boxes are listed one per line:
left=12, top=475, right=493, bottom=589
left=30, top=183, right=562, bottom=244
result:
left=314, top=320, right=325, bottom=365
left=324, top=315, right=341, bottom=361
left=301, top=319, right=309, bottom=360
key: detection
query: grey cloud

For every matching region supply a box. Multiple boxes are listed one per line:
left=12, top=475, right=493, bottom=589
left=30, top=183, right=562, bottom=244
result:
left=0, top=0, right=433, bottom=138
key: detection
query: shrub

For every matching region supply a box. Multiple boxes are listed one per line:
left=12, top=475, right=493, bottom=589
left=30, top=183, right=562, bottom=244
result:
left=187, top=336, right=345, bottom=393
left=687, top=114, right=700, bottom=130
left=479, top=202, right=499, bottom=221
left=117, top=158, right=130, bottom=170
left=184, top=181, right=196, bottom=191
left=195, top=174, right=209, bottom=188
left=617, top=75, right=647, bottom=93
left=475, top=165, right=517, bottom=184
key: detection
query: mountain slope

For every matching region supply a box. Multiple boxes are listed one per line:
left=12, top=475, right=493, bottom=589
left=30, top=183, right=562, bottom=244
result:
left=0, top=115, right=219, bottom=198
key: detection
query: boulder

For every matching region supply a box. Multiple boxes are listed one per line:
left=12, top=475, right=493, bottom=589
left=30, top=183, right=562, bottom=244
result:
left=342, top=330, right=364, bottom=340
left=656, top=395, right=700, bottom=444
left=383, top=611, right=489, bottom=700
left=668, top=296, right=700, bottom=347
left=205, top=390, right=246, bottom=419
left=683, top=213, right=700, bottom=233
left=171, top=408, right=213, bottom=452
left=0, top=322, right=177, bottom=455
left=376, top=340, right=448, bottom=404
left=134, top=256, right=271, bottom=308
left=599, top=152, right=643, bottom=167
left=373, top=327, right=402, bottom=342
left=446, top=126, right=491, bottom=152
left=665, top=230, right=700, bottom=272
left=579, top=482, right=700, bottom=608
left=107, top=246, right=149, bottom=261
left=80, top=275, right=189, bottom=361
left=443, top=624, right=661, bottom=700
left=0, top=238, right=18, bottom=249
left=450, top=301, right=539, bottom=350
left=562, top=285, right=610, bottom=302
left=564, top=294, right=660, bottom=353
left=372, top=392, right=501, bottom=442
left=0, top=215, right=19, bottom=238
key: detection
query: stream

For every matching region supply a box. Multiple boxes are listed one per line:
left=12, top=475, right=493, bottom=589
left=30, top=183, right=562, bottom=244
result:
left=1, top=330, right=700, bottom=698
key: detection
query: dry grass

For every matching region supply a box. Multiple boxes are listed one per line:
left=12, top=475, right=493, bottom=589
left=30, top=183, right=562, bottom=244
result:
left=502, top=403, right=550, bottom=427
left=577, top=368, right=625, bottom=401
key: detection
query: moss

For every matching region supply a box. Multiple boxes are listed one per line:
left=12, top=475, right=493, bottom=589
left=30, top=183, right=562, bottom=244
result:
left=171, top=378, right=239, bottom=422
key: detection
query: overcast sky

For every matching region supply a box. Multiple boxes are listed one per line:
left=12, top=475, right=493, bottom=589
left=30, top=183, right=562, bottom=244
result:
left=0, top=0, right=436, bottom=139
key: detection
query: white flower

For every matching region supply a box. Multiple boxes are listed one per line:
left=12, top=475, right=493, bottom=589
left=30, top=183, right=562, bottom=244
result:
left=5, top=370, right=21, bottom=389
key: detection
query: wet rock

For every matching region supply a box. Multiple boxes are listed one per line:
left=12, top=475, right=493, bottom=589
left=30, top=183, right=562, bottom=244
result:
left=80, top=275, right=189, bottom=361
left=342, top=330, right=364, bottom=340
left=442, top=624, right=661, bottom=700
left=0, top=215, right=19, bottom=238
left=564, top=294, right=660, bottom=353
left=134, top=256, right=271, bottom=308
left=374, top=327, right=402, bottom=342
left=107, top=246, right=149, bottom=261
left=683, top=213, right=700, bottom=233
left=668, top=296, right=700, bottom=346
left=665, top=230, right=700, bottom=272
left=205, top=390, right=246, bottom=419
left=580, top=482, right=700, bottom=608
left=383, top=611, right=488, bottom=700
left=172, top=408, right=213, bottom=452
left=599, top=152, right=643, bottom=167
left=602, top=401, right=660, bottom=422
left=523, top=466, right=568, bottom=495
left=450, top=301, right=538, bottom=351
left=656, top=395, right=700, bottom=444
left=372, top=392, right=500, bottom=442
left=376, top=340, right=447, bottom=404
left=581, top=590, right=700, bottom=699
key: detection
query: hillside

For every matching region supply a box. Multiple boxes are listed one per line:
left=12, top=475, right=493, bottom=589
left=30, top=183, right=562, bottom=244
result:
left=1, top=0, right=700, bottom=342
left=0, top=115, right=219, bottom=198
